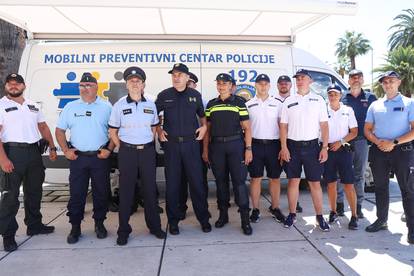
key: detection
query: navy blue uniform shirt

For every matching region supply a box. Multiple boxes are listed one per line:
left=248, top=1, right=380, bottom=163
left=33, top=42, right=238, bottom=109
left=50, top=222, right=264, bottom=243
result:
left=155, top=87, right=204, bottom=137
left=341, top=89, right=377, bottom=139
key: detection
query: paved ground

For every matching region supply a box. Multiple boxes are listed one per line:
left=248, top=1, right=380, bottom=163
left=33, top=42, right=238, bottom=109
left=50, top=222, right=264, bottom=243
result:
left=1, top=178, right=413, bottom=276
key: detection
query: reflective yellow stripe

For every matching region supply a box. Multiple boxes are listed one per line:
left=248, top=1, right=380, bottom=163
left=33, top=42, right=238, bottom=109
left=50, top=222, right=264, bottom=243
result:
left=239, top=111, right=249, bottom=116
left=209, top=106, right=240, bottom=113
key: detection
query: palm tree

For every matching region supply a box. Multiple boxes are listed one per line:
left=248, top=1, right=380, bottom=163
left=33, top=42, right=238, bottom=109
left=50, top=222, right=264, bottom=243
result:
left=335, top=31, right=371, bottom=70
left=0, top=19, right=25, bottom=94
left=333, top=56, right=351, bottom=78
left=388, top=9, right=414, bottom=51
left=373, top=46, right=414, bottom=97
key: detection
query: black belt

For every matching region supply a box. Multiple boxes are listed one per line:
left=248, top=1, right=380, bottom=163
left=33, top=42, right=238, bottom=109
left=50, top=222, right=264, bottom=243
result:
left=288, top=139, right=319, bottom=147
left=75, top=150, right=100, bottom=156
left=252, top=138, right=278, bottom=144
left=211, top=135, right=242, bottom=143
left=5, top=142, right=38, bottom=148
left=121, top=141, right=154, bottom=150
left=167, top=135, right=196, bottom=143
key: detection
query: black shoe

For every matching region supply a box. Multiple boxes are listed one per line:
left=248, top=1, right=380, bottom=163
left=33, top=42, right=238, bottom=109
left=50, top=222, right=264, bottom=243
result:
left=401, top=213, right=406, bottom=222
left=316, top=215, right=330, bottom=232
left=284, top=213, right=297, bottom=228
left=116, top=235, right=128, bottom=246
left=67, top=225, right=81, bottom=244
left=365, top=220, right=388, bottom=232
left=357, top=204, right=364, bottom=219
left=169, top=224, right=180, bottom=235
left=241, top=209, right=253, bottom=235
left=250, top=208, right=261, bottom=223
left=348, top=216, right=359, bottom=230
left=157, top=205, right=164, bottom=214
left=95, top=222, right=108, bottom=239
left=268, top=207, right=285, bottom=223
left=201, top=222, right=212, bottom=233
left=296, top=202, right=303, bottom=213
left=328, top=211, right=338, bottom=224
left=27, top=224, right=55, bottom=236
left=241, top=223, right=253, bottom=235
left=336, top=202, right=345, bottom=217
left=408, top=230, right=414, bottom=244
left=215, top=210, right=229, bottom=228
left=150, top=229, right=167, bottom=239
left=3, top=236, right=17, bottom=252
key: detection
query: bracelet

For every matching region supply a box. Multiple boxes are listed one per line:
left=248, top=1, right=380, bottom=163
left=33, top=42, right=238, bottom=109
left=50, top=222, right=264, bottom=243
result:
left=49, top=147, right=57, bottom=151
left=245, top=146, right=252, bottom=151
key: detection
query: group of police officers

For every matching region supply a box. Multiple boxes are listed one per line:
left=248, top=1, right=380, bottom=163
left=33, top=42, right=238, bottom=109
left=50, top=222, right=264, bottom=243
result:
left=0, top=63, right=413, bottom=252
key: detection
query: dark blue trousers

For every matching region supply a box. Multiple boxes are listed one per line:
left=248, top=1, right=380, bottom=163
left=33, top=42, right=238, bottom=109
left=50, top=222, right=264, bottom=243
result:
left=164, top=140, right=209, bottom=226
left=210, top=139, right=249, bottom=211
left=67, top=155, right=110, bottom=225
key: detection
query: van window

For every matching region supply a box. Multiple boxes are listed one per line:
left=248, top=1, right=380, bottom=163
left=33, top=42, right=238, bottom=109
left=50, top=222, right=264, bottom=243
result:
left=307, top=70, right=347, bottom=99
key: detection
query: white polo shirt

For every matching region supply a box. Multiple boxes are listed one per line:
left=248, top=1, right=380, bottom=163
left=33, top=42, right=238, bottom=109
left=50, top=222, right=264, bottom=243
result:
left=327, top=103, right=358, bottom=143
left=246, top=95, right=282, bottom=139
left=280, top=92, right=328, bottom=141
left=274, top=93, right=290, bottom=103
left=0, top=96, right=45, bottom=143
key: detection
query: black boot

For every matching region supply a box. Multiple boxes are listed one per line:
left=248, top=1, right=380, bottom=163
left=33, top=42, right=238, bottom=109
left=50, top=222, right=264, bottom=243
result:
left=215, top=208, right=229, bottom=228
left=67, top=224, right=81, bottom=244
left=3, top=236, right=17, bottom=252
left=240, top=209, right=253, bottom=235
left=95, top=221, right=108, bottom=239
left=357, top=204, right=364, bottom=219
left=336, top=202, right=345, bottom=217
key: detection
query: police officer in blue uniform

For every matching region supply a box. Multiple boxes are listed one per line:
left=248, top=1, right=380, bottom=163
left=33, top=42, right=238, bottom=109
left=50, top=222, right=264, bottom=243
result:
left=56, top=72, right=113, bottom=244
left=0, top=73, right=57, bottom=252
left=364, top=71, right=414, bottom=244
left=204, top=73, right=253, bottom=235
left=338, top=69, right=377, bottom=218
left=156, top=63, right=211, bottom=235
left=109, top=67, right=166, bottom=245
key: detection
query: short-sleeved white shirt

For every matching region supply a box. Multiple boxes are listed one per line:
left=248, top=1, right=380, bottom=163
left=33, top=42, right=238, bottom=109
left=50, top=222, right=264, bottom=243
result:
left=0, top=96, right=45, bottom=143
left=327, top=103, right=358, bottom=143
left=280, top=92, right=328, bottom=141
left=246, top=96, right=282, bottom=139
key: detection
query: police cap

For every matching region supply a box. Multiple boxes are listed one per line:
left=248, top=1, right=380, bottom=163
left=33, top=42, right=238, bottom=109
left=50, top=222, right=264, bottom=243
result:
left=123, top=66, right=146, bottom=81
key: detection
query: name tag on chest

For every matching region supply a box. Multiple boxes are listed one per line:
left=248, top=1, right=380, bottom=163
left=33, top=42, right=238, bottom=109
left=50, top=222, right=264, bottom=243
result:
left=393, top=107, right=404, bottom=111
left=123, top=109, right=132, bottom=115
left=143, top=108, right=154, bottom=114
left=288, top=102, right=299, bottom=108
left=5, top=107, right=18, bottom=112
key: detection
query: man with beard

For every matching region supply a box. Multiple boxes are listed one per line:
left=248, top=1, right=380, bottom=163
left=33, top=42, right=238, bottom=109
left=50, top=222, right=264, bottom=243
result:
left=0, top=73, right=57, bottom=252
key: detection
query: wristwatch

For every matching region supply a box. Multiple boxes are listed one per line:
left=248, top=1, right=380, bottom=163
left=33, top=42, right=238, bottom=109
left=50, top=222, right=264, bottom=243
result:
left=393, top=139, right=399, bottom=145
left=245, top=146, right=252, bottom=151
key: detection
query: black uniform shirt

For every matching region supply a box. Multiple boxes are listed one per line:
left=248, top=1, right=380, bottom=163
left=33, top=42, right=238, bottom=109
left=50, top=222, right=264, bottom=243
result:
left=205, top=95, right=249, bottom=137
left=155, top=87, right=204, bottom=137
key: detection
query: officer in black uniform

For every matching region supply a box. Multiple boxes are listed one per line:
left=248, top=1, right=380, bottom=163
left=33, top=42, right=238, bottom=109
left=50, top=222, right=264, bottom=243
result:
left=109, top=67, right=166, bottom=245
left=0, top=73, right=57, bottom=252
left=204, top=73, right=253, bottom=235
left=156, top=63, right=211, bottom=235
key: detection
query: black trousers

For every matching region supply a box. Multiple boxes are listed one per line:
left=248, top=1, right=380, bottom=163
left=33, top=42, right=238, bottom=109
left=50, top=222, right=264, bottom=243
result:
left=164, top=140, right=209, bottom=226
left=117, top=144, right=161, bottom=235
left=67, top=155, right=110, bottom=225
left=210, top=139, right=249, bottom=211
left=0, top=144, right=45, bottom=237
left=370, top=144, right=414, bottom=231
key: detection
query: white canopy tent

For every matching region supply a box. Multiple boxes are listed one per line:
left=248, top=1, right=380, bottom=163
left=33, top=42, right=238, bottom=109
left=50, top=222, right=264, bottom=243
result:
left=0, top=0, right=358, bottom=42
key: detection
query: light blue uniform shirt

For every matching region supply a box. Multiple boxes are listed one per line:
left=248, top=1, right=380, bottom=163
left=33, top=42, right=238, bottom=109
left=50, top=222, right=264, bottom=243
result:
left=365, top=93, right=414, bottom=140
left=57, top=97, right=112, bottom=151
left=109, top=95, right=159, bottom=144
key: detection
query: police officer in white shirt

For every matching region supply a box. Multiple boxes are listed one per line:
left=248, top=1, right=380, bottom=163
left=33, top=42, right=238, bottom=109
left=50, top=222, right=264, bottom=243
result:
left=280, top=69, right=330, bottom=231
left=0, top=73, right=57, bottom=252
left=275, top=75, right=303, bottom=213
left=246, top=74, right=285, bottom=223
left=324, top=84, right=359, bottom=230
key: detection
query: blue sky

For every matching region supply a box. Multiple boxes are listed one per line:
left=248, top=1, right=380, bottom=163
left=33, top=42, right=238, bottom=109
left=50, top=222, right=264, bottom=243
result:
left=295, top=0, right=413, bottom=85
